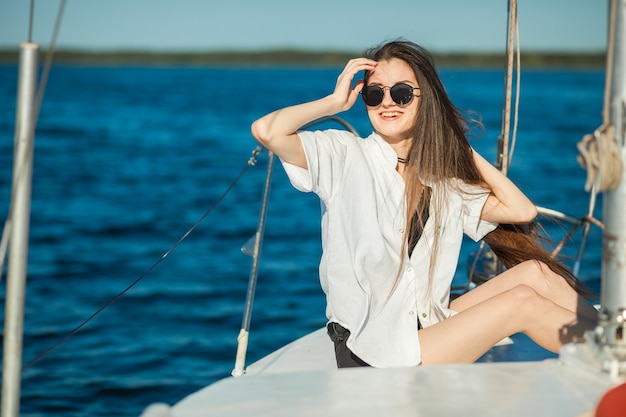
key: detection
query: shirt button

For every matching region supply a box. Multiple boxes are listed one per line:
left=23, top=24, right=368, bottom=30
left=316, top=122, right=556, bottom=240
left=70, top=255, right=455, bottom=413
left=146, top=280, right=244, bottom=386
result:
left=409, top=311, right=415, bottom=315
left=399, top=228, right=404, bottom=234
left=422, top=313, right=427, bottom=318
left=406, top=267, right=413, bottom=272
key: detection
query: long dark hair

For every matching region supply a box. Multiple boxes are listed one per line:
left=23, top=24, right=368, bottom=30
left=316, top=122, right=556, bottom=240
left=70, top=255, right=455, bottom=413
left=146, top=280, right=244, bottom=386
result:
left=363, top=40, right=590, bottom=297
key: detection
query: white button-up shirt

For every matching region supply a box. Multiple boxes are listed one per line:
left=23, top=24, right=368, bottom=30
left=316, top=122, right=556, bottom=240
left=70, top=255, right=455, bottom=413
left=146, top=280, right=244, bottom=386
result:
left=281, top=129, right=497, bottom=367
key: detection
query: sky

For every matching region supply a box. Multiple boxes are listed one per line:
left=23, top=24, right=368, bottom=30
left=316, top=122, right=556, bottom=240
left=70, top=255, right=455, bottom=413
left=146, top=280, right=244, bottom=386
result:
left=0, top=0, right=609, bottom=53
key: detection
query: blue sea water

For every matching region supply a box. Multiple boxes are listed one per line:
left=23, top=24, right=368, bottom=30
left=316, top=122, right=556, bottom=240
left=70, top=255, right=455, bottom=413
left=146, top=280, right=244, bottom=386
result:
left=0, top=63, right=604, bottom=416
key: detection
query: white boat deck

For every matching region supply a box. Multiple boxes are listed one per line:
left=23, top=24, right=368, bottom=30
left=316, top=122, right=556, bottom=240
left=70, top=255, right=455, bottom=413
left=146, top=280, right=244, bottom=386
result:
left=141, top=329, right=619, bottom=417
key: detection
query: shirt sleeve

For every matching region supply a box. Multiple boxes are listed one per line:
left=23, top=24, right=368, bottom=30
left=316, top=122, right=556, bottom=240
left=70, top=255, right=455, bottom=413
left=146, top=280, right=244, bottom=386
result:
left=456, top=180, right=499, bottom=241
left=279, top=129, right=350, bottom=203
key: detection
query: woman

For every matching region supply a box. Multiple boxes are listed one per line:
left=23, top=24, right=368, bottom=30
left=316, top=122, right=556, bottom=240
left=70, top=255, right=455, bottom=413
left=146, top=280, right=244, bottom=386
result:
left=251, top=40, right=598, bottom=368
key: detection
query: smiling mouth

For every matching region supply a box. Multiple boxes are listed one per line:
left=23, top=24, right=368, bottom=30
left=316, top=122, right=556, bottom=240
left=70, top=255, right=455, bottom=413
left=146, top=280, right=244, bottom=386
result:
left=381, top=111, right=401, bottom=118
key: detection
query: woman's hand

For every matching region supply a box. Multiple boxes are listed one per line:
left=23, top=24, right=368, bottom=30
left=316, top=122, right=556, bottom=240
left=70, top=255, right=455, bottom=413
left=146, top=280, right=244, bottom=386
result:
left=473, top=149, right=538, bottom=224
left=251, top=58, right=377, bottom=168
left=330, top=58, right=378, bottom=113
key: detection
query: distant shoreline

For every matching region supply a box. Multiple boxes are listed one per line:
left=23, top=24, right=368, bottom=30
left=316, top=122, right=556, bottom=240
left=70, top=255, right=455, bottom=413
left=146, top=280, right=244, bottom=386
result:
left=0, top=49, right=606, bottom=69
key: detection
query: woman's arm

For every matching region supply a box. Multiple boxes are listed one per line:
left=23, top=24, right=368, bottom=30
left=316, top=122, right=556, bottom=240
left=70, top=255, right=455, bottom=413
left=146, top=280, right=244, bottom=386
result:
left=250, top=58, right=377, bottom=168
left=473, top=150, right=538, bottom=224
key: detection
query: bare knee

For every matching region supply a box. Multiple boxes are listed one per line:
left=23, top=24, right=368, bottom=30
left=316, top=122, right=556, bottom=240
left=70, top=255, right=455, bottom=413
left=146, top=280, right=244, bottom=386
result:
left=510, top=283, right=542, bottom=306
left=508, top=284, right=553, bottom=328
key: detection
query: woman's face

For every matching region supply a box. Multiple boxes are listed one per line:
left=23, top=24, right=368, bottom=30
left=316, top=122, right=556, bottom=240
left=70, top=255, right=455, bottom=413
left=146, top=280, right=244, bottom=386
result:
left=364, top=58, right=420, bottom=145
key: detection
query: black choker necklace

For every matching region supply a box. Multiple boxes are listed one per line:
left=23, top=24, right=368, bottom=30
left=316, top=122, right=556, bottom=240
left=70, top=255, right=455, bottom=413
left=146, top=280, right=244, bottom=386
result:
left=397, top=157, right=407, bottom=164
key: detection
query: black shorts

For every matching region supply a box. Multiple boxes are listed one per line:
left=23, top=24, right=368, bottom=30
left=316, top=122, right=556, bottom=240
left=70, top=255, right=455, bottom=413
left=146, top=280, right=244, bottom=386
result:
left=326, top=322, right=370, bottom=368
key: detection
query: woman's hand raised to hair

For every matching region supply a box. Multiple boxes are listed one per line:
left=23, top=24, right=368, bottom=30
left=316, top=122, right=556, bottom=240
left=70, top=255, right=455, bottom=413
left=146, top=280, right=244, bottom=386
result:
left=250, top=58, right=377, bottom=169
left=473, top=149, right=538, bottom=224
left=330, top=58, right=378, bottom=113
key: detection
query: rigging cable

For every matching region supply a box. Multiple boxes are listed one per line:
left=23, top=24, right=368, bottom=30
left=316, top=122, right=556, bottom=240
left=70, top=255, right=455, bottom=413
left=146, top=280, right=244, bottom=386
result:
left=0, top=0, right=67, bottom=284
left=28, top=0, right=34, bottom=43
left=467, top=0, right=521, bottom=286
left=33, top=0, right=67, bottom=124
left=496, top=0, right=520, bottom=175
left=20, top=147, right=265, bottom=373
left=509, top=7, right=521, bottom=168
left=558, top=0, right=621, bottom=275
left=496, top=0, right=605, bottom=276
left=577, top=0, right=624, bottom=193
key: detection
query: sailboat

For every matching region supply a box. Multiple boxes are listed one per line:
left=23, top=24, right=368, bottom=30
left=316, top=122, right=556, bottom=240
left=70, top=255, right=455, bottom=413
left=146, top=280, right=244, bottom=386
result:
left=134, top=2, right=625, bottom=416
left=2, top=1, right=624, bottom=416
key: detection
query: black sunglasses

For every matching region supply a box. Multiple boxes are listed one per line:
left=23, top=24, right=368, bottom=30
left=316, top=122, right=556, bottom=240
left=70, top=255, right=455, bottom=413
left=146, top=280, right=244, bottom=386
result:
left=360, top=83, right=420, bottom=107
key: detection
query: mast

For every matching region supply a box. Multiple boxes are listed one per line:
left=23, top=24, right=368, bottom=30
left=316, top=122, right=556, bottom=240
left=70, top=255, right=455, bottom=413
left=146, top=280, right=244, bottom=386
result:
left=597, top=0, right=626, bottom=374
left=2, top=42, right=39, bottom=417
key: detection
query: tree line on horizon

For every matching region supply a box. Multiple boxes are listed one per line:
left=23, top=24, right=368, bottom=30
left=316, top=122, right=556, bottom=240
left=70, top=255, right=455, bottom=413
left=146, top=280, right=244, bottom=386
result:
left=0, top=49, right=606, bottom=68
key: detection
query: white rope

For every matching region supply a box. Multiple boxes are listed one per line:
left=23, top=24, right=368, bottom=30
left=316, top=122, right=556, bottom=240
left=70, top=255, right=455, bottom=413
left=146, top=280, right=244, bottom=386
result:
left=577, top=0, right=624, bottom=192
left=508, top=5, right=521, bottom=167
left=577, top=125, right=623, bottom=191
left=499, top=0, right=521, bottom=175
left=232, top=329, right=249, bottom=377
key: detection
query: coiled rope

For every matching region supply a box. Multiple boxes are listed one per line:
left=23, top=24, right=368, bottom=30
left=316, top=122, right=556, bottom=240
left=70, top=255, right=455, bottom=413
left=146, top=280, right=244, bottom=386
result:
left=577, top=0, right=624, bottom=192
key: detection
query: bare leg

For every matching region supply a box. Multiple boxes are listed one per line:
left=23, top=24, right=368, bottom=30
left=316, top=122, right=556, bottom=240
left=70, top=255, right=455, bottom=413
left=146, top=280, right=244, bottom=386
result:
left=419, top=261, right=597, bottom=364
left=419, top=284, right=594, bottom=364
left=451, top=260, right=598, bottom=323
